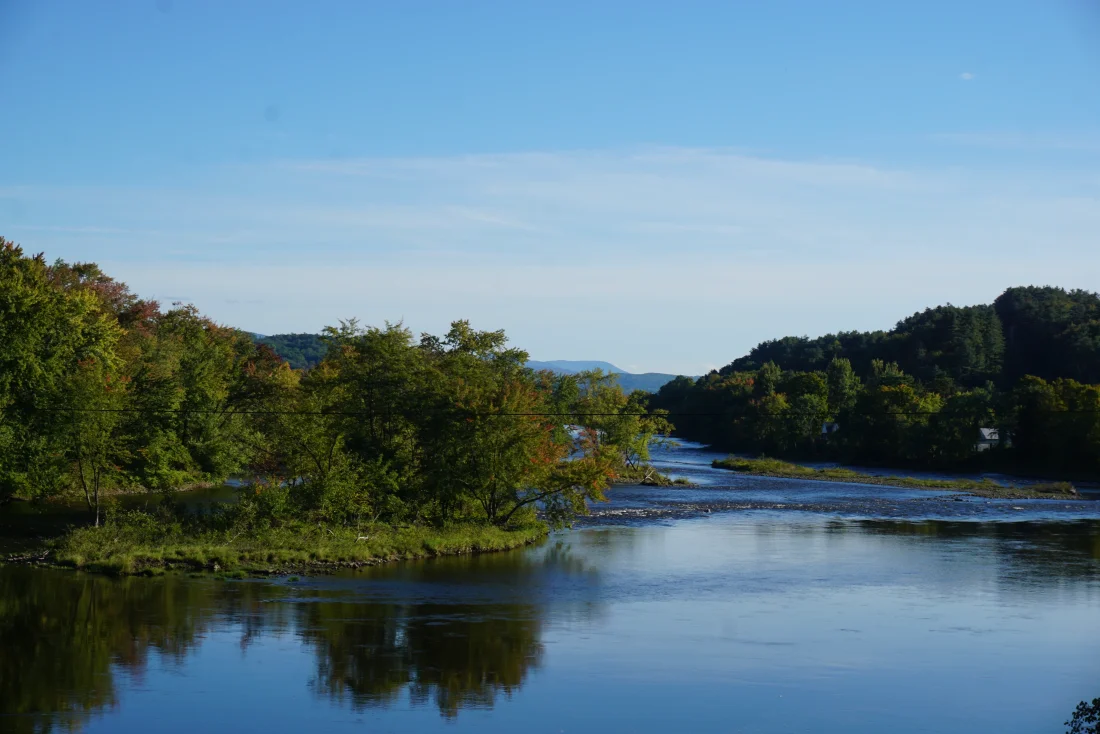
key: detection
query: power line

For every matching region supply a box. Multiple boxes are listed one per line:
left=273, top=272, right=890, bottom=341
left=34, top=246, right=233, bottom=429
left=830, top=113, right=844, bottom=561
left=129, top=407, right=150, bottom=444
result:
left=27, top=406, right=1100, bottom=417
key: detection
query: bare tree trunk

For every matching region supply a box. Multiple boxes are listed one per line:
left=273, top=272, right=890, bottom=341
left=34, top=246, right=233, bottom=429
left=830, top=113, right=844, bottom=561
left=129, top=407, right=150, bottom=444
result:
left=74, top=411, right=88, bottom=512
left=76, top=456, right=93, bottom=517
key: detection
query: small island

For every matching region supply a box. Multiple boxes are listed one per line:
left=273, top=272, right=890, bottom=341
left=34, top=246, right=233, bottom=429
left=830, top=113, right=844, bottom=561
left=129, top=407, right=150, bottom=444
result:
left=0, top=241, right=673, bottom=576
left=712, top=456, right=1079, bottom=500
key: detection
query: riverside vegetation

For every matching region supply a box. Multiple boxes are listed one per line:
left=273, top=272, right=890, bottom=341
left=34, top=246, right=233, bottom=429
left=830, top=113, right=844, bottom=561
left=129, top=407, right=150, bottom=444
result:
left=711, top=457, right=1078, bottom=499
left=0, top=238, right=671, bottom=574
left=2, top=238, right=1097, bottom=575
left=651, top=286, right=1100, bottom=480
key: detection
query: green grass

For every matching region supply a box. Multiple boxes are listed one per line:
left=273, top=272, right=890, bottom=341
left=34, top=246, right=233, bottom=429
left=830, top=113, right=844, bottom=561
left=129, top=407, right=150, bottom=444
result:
left=49, top=522, right=548, bottom=576
left=614, top=465, right=692, bottom=487
left=711, top=456, right=1079, bottom=499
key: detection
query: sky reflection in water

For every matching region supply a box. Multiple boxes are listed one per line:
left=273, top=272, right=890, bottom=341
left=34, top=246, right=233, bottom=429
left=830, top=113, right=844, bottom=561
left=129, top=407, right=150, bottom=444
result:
left=3, top=451, right=1100, bottom=734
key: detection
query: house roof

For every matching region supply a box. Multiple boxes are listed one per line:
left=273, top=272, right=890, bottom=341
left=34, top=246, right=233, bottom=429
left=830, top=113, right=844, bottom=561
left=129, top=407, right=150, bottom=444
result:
left=978, top=427, right=999, bottom=441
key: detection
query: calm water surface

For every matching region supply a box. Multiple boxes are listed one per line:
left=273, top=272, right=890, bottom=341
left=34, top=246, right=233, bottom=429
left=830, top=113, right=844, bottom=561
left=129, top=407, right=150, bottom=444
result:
left=3, top=443, right=1100, bottom=733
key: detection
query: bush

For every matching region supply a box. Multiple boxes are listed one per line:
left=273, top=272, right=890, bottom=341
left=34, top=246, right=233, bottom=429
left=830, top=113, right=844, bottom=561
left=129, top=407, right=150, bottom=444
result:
left=230, top=479, right=292, bottom=531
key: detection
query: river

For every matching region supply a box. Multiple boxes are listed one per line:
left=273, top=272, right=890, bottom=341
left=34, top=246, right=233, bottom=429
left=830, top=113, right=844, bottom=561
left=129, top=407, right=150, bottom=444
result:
left=2, top=441, right=1099, bottom=733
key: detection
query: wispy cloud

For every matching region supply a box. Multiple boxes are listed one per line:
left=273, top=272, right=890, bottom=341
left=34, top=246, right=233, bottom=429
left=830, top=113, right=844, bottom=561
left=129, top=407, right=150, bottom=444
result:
left=9, top=224, right=171, bottom=237
left=932, top=131, right=1100, bottom=153
left=959, top=72, right=976, bottom=81
left=1, top=147, right=1097, bottom=373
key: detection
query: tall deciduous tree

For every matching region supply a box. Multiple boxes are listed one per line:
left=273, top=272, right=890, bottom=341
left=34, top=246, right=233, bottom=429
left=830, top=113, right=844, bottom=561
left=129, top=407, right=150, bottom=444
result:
left=0, top=240, right=120, bottom=506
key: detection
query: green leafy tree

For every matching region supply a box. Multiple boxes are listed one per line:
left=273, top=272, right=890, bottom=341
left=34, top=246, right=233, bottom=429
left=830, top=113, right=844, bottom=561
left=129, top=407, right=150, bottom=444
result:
left=1067, top=698, right=1100, bottom=734
left=754, top=361, right=782, bottom=397
left=783, top=391, right=830, bottom=453
left=928, top=384, right=997, bottom=464
left=326, top=321, right=430, bottom=518
left=568, top=369, right=672, bottom=479
left=826, top=357, right=861, bottom=417
left=0, top=241, right=120, bottom=506
left=419, top=322, right=616, bottom=528
left=748, top=391, right=792, bottom=454
left=996, top=286, right=1100, bottom=384
left=66, top=358, right=128, bottom=525
left=845, top=377, right=943, bottom=464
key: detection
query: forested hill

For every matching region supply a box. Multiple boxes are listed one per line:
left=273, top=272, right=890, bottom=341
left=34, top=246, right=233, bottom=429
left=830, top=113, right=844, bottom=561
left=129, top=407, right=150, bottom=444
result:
left=526, top=360, right=685, bottom=393
left=649, top=285, right=1100, bottom=476
left=253, top=333, right=325, bottom=370
left=722, top=286, right=1100, bottom=387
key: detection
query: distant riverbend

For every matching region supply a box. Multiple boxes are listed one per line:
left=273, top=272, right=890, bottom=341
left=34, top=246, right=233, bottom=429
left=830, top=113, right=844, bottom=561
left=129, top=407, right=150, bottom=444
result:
left=711, top=456, right=1079, bottom=500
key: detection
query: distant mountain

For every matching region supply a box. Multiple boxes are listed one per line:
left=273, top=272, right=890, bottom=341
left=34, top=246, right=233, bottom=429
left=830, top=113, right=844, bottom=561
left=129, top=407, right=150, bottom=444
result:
left=615, top=372, right=690, bottom=393
left=526, top=360, right=686, bottom=393
left=248, top=336, right=687, bottom=393
left=526, top=360, right=624, bottom=374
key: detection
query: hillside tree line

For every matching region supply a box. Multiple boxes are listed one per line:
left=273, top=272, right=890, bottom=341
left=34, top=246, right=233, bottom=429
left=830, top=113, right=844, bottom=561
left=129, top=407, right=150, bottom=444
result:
left=652, top=287, right=1100, bottom=474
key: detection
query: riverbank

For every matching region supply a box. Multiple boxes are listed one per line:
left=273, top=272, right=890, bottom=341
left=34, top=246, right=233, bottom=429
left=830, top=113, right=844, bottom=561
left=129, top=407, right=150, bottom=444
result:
left=5, top=521, right=548, bottom=576
left=1, top=460, right=685, bottom=577
left=712, top=457, right=1080, bottom=499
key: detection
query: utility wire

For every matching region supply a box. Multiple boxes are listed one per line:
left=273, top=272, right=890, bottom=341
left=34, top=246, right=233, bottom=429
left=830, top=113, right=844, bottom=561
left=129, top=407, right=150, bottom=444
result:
left=27, top=406, right=1100, bottom=417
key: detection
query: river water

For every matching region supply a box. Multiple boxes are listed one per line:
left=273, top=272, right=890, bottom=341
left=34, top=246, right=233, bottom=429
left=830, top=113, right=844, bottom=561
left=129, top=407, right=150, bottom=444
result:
left=3, top=442, right=1100, bottom=733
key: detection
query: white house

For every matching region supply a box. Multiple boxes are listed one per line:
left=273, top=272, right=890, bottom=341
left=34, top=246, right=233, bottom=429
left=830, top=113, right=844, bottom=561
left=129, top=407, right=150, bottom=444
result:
left=975, top=427, right=1003, bottom=451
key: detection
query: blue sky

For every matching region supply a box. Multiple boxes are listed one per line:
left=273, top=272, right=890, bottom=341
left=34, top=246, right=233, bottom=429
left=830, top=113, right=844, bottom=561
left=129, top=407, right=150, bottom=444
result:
left=2, top=0, right=1099, bottom=374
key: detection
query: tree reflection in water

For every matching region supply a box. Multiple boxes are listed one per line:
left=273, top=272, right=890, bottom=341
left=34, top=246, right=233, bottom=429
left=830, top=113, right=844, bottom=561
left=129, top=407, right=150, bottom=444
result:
left=837, top=519, right=1100, bottom=582
left=0, top=567, right=228, bottom=733
left=0, top=542, right=588, bottom=729
left=300, top=601, right=543, bottom=718
left=296, top=540, right=596, bottom=717
left=3, top=521, right=1095, bottom=730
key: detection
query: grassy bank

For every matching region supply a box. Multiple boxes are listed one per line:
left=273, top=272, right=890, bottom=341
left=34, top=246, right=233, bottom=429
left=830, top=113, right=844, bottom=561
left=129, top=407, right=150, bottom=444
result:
left=19, top=521, right=548, bottom=576
left=615, top=464, right=692, bottom=487
left=712, top=456, right=1079, bottom=499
